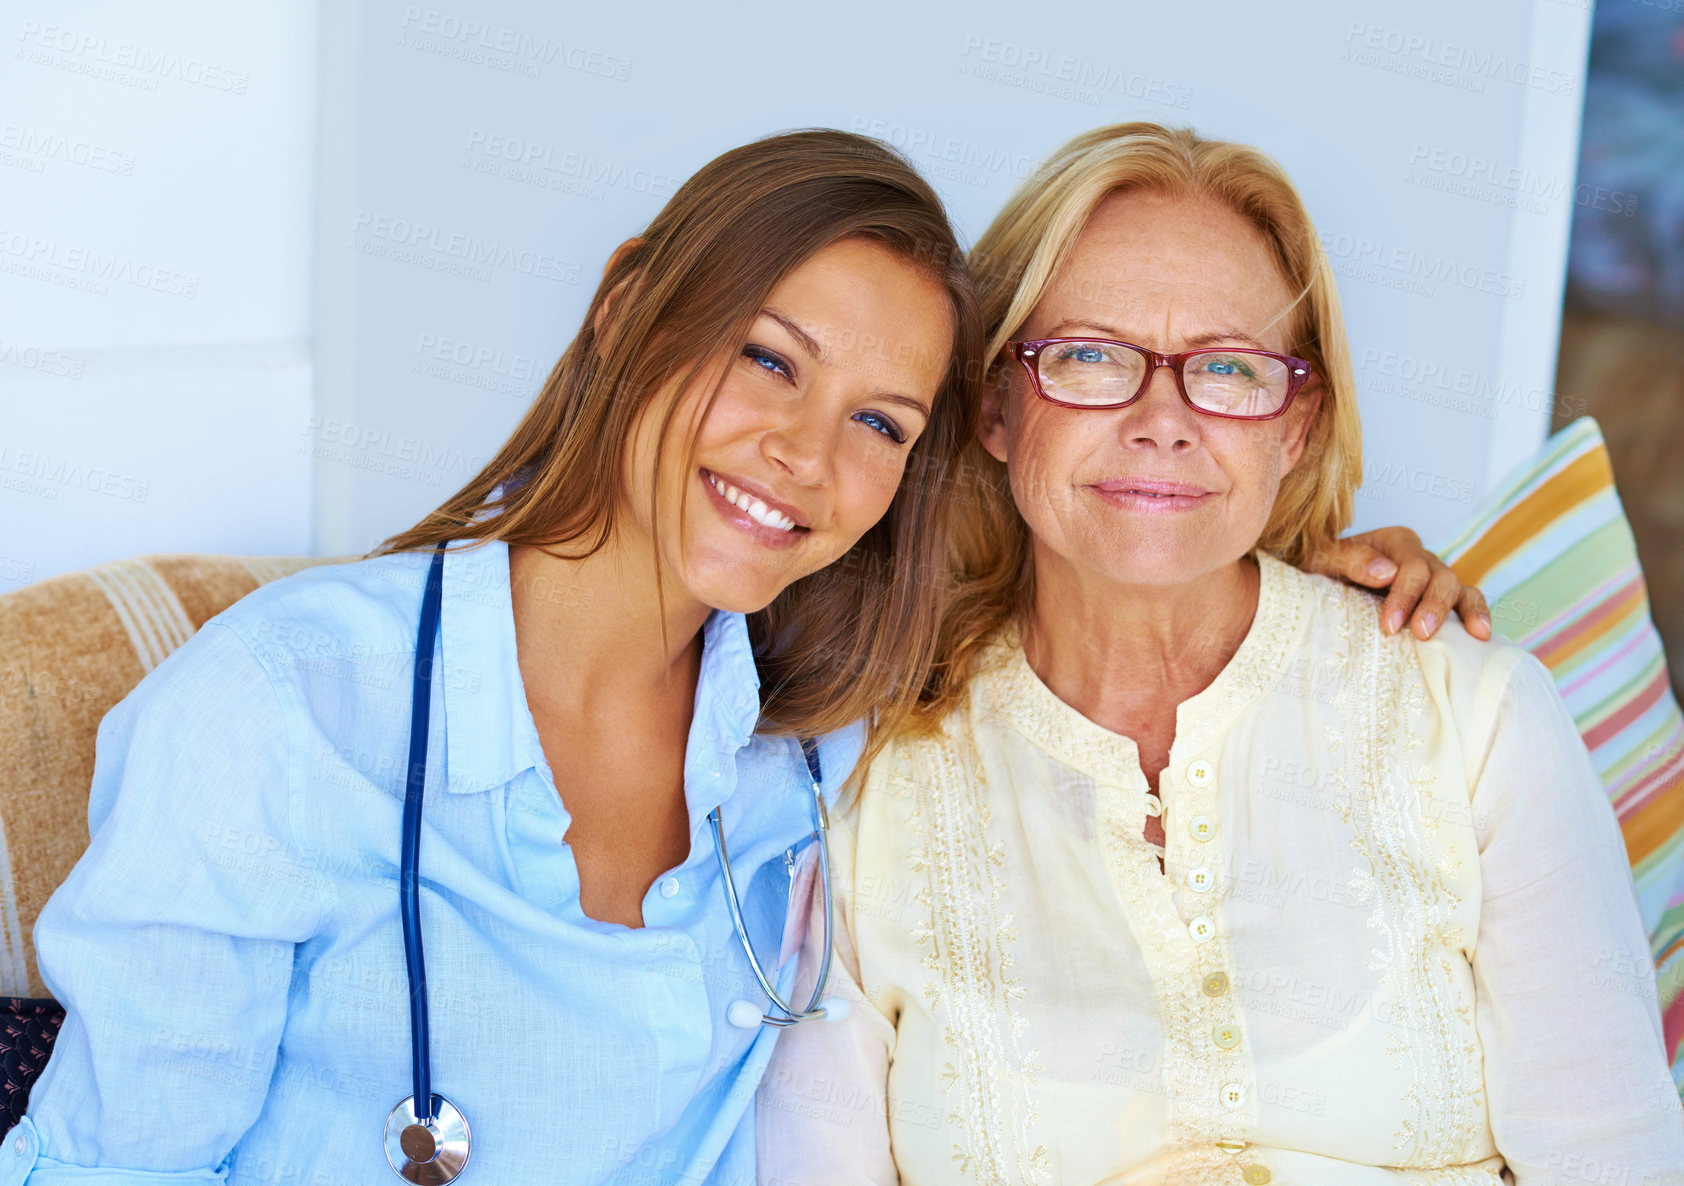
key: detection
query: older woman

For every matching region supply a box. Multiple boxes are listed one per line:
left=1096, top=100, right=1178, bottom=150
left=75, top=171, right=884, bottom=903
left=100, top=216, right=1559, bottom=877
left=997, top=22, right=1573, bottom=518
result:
left=759, top=125, right=1684, bottom=1184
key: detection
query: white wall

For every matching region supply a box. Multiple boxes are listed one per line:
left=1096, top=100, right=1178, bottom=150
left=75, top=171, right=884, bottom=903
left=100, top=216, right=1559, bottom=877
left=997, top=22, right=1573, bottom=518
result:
left=315, top=0, right=1591, bottom=557
left=3, top=1, right=1591, bottom=581
left=0, top=0, right=317, bottom=588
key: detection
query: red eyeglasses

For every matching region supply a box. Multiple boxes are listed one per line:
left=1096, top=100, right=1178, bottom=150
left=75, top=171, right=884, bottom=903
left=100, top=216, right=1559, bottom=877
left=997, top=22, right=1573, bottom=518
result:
left=1007, top=337, right=1313, bottom=421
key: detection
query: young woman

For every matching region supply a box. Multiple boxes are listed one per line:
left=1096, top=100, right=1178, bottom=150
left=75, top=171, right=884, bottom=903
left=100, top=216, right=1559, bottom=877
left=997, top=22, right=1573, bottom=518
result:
left=8, top=129, right=1474, bottom=1186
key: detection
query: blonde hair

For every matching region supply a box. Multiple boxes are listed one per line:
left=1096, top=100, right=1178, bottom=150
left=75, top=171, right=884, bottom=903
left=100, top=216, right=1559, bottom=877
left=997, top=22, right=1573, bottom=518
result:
left=914, top=121, right=1362, bottom=727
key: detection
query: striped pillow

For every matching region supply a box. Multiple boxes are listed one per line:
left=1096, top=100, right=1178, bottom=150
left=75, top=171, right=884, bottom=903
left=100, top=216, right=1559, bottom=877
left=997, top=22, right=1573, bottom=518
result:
left=1436, top=416, right=1684, bottom=1088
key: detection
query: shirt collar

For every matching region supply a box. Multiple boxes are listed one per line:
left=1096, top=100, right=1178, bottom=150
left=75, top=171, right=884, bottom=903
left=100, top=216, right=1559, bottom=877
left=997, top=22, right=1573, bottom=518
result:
left=436, top=539, right=764, bottom=796
left=690, top=608, right=763, bottom=756
left=436, top=538, right=545, bottom=794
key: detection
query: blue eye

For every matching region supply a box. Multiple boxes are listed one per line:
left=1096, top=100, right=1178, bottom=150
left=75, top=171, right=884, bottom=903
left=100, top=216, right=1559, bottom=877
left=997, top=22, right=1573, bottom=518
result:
left=1059, top=346, right=1107, bottom=364
left=1197, top=355, right=1258, bottom=379
left=854, top=410, right=906, bottom=444
left=743, top=344, right=792, bottom=380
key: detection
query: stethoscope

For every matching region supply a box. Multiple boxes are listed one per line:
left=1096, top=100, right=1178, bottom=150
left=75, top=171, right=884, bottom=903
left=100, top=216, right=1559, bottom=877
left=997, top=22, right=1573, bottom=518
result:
left=384, top=542, right=846, bottom=1183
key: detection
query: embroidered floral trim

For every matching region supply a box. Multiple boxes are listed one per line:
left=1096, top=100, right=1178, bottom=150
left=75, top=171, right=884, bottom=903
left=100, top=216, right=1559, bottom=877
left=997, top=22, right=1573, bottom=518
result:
left=1319, top=577, right=1485, bottom=1165
left=903, top=725, right=1049, bottom=1184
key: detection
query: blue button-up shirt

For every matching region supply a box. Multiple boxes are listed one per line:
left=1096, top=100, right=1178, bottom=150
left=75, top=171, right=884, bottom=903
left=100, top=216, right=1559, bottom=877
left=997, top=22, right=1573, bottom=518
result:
left=2, top=540, right=861, bottom=1185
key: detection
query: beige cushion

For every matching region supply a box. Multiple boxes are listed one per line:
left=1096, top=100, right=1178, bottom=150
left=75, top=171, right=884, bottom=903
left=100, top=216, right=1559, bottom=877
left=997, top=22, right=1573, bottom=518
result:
left=0, top=555, right=336, bottom=996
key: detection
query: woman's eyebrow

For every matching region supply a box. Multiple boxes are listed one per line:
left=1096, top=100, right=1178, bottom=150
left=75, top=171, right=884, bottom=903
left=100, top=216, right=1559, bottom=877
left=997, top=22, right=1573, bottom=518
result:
left=1183, top=328, right=1267, bottom=348
left=760, top=308, right=829, bottom=364
left=1047, top=317, right=1129, bottom=339
left=873, top=390, right=933, bottom=419
left=1047, top=319, right=1265, bottom=349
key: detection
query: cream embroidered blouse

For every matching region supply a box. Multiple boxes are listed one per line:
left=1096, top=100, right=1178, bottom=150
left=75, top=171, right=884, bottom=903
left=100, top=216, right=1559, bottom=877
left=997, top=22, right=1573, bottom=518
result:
left=758, top=552, right=1684, bottom=1185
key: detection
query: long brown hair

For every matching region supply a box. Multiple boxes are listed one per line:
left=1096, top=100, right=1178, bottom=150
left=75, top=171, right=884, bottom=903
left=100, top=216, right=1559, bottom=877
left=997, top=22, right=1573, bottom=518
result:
left=913, top=122, right=1361, bottom=729
left=375, top=129, right=982, bottom=757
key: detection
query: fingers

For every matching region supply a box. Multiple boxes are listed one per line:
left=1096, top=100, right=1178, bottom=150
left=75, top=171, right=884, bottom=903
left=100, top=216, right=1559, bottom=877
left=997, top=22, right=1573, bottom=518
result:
left=1324, top=534, right=1399, bottom=588
left=1457, top=585, right=1494, bottom=640
left=1332, top=528, right=1488, bottom=641
left=1406, top=564, right=1464, bottom=640
left=1379, top=555, right=1432, bottom=636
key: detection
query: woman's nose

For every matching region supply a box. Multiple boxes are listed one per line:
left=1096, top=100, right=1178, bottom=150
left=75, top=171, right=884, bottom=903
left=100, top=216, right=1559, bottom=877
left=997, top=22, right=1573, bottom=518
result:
left=761, top=407, right=837, bottom=486
left=1120, top=366, right=1198, bottom=451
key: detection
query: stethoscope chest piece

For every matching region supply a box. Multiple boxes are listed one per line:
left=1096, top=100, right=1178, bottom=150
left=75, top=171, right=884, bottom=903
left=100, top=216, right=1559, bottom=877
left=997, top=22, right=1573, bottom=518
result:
left=385, top=1094, right=471, bottom=1184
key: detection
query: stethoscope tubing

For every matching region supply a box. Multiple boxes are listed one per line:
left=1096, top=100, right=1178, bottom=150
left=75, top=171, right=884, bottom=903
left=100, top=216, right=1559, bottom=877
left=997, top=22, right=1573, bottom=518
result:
left=400, top=541, right=449, bottom=1125
left=389, top=540, right=836, bottom=1180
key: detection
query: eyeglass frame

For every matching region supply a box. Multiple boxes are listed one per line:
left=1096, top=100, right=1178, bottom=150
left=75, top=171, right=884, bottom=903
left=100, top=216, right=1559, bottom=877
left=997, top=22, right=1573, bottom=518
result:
left=1005, top=337, right=1314, bottom=422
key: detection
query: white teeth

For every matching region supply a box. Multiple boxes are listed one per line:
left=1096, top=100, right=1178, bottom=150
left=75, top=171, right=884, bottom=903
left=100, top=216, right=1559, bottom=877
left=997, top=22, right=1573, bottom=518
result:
left=706, top=472, right=796, bottom=532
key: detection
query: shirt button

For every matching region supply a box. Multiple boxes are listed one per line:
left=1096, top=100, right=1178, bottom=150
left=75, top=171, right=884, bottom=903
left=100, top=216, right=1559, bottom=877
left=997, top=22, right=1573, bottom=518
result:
left=1243, top=1167, right=1272, bottom=1185
left=659, top=877, right=680, bottom=899
left=1203, top=971, right=1230, bottom=997
left=1188, top=815, right=1216, bottom=842
left=1219, top=1081, right=1247, bottom=1109
left=1213, top=1023, right=1241, bottom=1050
left=13, top=1130, right=32, bottom=1157
left=1188, top=915, right=1217, bottom=943
left=1186, top=759, right=1214, bottom=786
left=1186, top=865, right=1214, bottom=892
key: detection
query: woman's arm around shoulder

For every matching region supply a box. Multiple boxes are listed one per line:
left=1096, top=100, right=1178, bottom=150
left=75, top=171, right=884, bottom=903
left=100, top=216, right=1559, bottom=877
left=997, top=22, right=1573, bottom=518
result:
left=1469, top=652, right=1684, bottom=1181
left=9, top=620, right=323, bottom=1180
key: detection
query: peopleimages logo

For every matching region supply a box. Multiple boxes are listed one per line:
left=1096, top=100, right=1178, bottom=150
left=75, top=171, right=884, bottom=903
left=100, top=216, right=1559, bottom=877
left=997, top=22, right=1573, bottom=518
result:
left=0, top=336, right=84, bottom=380
left=0, top=123, right=135, bottom=175
left=15, top=21, right=250, bottom=93
left=350, top=211, right=583, bottom=285
left=0, top=446, right=149, bottom=502
left=1318, top=229, right=1527, bottom=301
left=1406, top=144, right=1638, bottom=218
left=397, top=8, right=630, bottom=81
left=957, top=34, right=1192, bottom=109
left=0, top=228, right=200, bottom=298
left=462, top=130, right=679, bottom=199
left=846, top=117, right=1037, bottom=189
left=1341, top=21, right=1575, bottom=96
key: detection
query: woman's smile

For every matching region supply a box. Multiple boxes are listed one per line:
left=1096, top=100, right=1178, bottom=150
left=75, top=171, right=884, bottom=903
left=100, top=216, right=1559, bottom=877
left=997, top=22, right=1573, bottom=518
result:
left=700, top=466, right=811, bottom=550
left=1088, top=476, right=1214, bottom=513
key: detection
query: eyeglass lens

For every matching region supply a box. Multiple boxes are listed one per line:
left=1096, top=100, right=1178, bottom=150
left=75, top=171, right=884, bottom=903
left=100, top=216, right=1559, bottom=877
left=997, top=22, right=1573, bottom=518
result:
left=1035, top=340, right=1294, bottom=416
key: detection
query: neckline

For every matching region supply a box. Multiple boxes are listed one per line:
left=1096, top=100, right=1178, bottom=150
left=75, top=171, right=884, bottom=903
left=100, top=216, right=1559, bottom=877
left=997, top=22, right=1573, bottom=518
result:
left=981, top=551, right=1311, bottom=779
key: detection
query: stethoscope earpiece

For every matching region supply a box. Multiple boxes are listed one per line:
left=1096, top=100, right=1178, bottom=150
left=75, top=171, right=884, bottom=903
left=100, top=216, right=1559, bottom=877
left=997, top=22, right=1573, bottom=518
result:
left=726, top=999, right=765, bottom=1029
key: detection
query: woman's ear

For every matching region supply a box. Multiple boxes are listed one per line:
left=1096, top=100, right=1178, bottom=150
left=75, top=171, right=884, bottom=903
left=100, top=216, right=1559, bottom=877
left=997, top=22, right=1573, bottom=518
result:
left=1279, top=379, right=1323, bottom=476
left=592, top=237, right=646, bottom=342
left=977, top=365, right=1014, bottom=464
